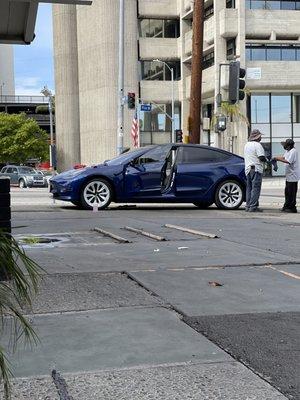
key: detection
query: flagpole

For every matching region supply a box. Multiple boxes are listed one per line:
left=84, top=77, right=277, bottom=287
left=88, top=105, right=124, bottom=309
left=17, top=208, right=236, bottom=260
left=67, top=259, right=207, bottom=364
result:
left=137, top=100, right=141, bottom=148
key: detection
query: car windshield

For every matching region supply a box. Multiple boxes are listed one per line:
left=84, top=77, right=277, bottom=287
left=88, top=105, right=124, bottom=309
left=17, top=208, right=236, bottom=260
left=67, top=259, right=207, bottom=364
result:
left=105, top=147, right=154, bottom=166
left=18, top=167, right=36, bottom=174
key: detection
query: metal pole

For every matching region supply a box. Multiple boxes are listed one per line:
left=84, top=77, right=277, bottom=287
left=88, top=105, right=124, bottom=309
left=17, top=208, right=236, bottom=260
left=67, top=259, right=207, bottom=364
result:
left=171, top=67, right=175, bottom=143
left=48, top=96, right=54, bottom=170
left=117, top=0, right=125, bottom=155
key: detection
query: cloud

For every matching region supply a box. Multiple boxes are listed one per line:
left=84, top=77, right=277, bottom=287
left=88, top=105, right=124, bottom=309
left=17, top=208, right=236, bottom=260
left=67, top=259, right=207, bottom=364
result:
left=15, top=76, right=54, bottom=96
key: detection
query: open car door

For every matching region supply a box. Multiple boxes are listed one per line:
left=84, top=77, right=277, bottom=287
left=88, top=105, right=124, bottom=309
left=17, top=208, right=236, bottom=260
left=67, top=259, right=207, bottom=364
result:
left=161, top=147, right=178, bottom=194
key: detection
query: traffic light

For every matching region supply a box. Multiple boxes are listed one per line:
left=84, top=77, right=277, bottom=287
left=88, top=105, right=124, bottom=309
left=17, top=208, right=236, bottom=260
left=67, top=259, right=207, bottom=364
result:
left=128, top=92, right=136, bottom=109
left=228, top=61, right=246, bottom=104
left=175, top=129, right=183, bottom=143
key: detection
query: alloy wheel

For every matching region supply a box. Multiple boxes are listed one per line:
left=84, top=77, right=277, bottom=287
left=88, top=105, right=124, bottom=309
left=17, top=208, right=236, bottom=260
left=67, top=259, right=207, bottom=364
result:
left=218, top=182, right=243, bottom=209
left=83, top=180, right=111, bottom=208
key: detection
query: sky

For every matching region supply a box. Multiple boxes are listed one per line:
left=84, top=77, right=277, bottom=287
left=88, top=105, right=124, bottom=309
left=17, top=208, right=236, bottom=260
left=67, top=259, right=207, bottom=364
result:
left=14, top=4, right=54, bottom=95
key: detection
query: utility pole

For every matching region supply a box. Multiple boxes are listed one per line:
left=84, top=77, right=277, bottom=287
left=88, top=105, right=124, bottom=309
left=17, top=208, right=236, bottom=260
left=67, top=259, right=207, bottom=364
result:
left=189, top=0, right=204, bottom=144
left=117, top=0, right=125, bottom=155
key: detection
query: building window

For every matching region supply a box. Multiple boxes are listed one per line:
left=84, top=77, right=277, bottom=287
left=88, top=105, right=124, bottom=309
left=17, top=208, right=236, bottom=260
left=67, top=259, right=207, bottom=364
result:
left=139, top=19, right=180, bottom=38
left=246, top=44, right=300, bottom=61
left=226, top=39, right=236, bottom=60
left=246, top=0, right=300, bottom=9
left=140, top=103, right=181, bottom=146
left=203, top=51, right=214, bottom=69
left=141, top=61, right=181, bottom=81
left=226, top=0, right=236, bottom=7
left=204, top=4, right=214, bottom=20
left=249, top=93, right=300, bottom=176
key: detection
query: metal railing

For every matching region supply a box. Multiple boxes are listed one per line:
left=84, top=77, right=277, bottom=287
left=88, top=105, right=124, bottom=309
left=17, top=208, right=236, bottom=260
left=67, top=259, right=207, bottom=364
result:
left=0, top=95, right=48, bottom=104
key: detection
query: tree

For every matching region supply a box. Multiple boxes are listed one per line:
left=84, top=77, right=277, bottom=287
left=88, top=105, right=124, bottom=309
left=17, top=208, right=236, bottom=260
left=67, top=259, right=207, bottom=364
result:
left=0, top=232, right=42, bottom=399
left=0, top=113, right=49, bottom=164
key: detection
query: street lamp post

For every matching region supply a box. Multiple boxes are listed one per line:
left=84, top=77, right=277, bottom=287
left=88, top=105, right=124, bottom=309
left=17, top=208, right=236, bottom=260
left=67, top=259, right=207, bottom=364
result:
left=41, top=86, right=55, bottom=172
left=153, top=59, right=175, bottom=143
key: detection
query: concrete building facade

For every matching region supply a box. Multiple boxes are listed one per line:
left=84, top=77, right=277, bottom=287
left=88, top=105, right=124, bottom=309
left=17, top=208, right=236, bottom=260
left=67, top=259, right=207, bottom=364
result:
left=53, top=0, right=300, bottom=176
left=0, top=44, right=15, bottom=96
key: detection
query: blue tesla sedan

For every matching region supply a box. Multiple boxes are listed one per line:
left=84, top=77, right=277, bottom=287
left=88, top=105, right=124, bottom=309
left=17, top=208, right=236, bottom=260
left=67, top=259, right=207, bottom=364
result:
left=50, top=144, right=246, bottom=210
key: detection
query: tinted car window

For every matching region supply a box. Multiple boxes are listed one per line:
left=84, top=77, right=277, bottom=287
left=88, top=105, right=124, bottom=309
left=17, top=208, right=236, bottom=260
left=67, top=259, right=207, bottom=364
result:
left=137, top=145, right=172, bottom=164
left=12, top=168, right=18, bottom=174
left=6, top=168, right=13, bottom=173
left=1, top=168, right=7, bottom=173
left=178, top=147, right=231, bottom=164
left=18, top=167, right=35, bottom=174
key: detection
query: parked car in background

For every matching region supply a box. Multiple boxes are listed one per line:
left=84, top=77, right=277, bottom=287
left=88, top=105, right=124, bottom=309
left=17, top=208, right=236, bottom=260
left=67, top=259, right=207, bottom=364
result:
left=39, top=169, right=54, bottom=186
left=50, top=144, right=246, bottom=210
left=0, top=165, right=48, bottom=188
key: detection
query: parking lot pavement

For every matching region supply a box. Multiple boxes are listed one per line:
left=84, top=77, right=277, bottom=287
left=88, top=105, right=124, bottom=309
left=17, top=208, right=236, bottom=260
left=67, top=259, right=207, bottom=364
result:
left=2, top=189, right=299, bottom=399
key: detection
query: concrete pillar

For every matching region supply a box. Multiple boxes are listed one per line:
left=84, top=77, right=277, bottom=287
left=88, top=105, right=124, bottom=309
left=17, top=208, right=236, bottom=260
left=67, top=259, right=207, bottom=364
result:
left=76, top=0, right=139, bottom=164
left=53, top=4, right=81, bottom=171
left=0, top=45, right=15, bottom=96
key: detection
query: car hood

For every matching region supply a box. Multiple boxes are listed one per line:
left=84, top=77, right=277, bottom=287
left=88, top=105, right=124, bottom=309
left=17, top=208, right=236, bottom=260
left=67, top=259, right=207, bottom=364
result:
left=51, top=164, right=113, bottom=182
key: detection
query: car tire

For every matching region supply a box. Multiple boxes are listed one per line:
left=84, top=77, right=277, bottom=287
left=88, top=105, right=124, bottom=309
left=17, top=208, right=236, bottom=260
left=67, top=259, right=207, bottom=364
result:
left=193, top=201, right=212, bottom=209
left=215, top=180, right=244, bottom=210
left=80, top=178, right=113, bottom=210
left=19, top=179, right=26, bottom=189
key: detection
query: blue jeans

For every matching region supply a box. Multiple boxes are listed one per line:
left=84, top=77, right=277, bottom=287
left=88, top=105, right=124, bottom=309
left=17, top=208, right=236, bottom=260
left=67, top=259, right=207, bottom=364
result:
left=246, top=170, right=263, bottom=211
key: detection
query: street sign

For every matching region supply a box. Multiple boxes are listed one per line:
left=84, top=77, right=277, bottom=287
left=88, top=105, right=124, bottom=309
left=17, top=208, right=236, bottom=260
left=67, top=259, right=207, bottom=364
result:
left=246, top=68, right=262, bottom=80
left=141, top=104, right=152, bottom=112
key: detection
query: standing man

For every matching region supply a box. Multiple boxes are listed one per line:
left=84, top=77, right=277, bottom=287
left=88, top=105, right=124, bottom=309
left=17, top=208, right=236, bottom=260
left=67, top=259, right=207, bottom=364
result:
left=244, top=129, right=267, bottom=212
left=273, top=139, right=300, bottom=213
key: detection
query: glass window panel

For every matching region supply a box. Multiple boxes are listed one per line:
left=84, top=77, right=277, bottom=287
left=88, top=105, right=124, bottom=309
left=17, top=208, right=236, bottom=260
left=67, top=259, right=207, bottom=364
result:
left=251, top=0, right=266, bottom=9
left=271, top=123, right=292, bottom=138
left=272, top=141, right=288, bottom=176
left=251, top=124, right=271, bottom=139
left=281, top=47, right=296, bottom=61
left=293, top=123, right=300, bottom=137
left=246, top=47, right=251, bottom=60
left=163, top=20, right=179, bottom=38
left=271, top=95, right=291, bottom=123
left=266, top=1, right=281, bottom=9
left=266, top=47, right=281, bottom=60
left=139, top=19, right=149, bottom=37
left=251, top=95, right=270, bottom=123
left=297, top=1, right=300, bottom=10
left=296, top=48, right=300, bottom=61
left=245, top=0, right=251, bottom=8
left=281, top=1, right=296, bottom=9
left=251, top=47, right=266, bottom=60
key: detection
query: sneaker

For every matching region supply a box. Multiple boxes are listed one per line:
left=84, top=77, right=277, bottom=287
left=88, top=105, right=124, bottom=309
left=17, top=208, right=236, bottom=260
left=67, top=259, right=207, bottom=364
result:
left=282, top=208, right=297, bottom=213
left=249, top=208, right=263, bottom=213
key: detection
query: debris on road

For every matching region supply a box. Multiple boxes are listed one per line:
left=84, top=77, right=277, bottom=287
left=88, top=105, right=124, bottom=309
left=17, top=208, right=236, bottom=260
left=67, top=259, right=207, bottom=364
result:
left=209, top=281, right=223, bottom=287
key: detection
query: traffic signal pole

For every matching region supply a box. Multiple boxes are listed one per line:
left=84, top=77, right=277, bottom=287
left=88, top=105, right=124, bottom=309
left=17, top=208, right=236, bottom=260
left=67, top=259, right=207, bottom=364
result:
left=189, top=0, right=204, bottom=144
left=117, top=0, right=124, bottom=155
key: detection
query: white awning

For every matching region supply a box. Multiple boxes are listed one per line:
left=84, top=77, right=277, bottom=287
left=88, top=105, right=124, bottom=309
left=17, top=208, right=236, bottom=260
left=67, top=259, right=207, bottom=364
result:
left=0, top=0, right=92, bottom=45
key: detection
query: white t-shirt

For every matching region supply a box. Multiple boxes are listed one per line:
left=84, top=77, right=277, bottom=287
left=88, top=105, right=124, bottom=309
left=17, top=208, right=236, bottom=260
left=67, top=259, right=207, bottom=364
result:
left=284, top=148, right=300, bottom=182
left=244, top=141, right=265, bottom=175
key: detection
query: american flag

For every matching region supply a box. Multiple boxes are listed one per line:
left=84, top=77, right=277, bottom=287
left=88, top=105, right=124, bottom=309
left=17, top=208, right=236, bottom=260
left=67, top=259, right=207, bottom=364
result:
left=131, top=112, right=139, bottom=148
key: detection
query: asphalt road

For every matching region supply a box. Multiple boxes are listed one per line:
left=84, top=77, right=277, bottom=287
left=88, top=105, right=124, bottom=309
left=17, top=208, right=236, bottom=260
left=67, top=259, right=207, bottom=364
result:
left=1, top=187, right=299, bottom=399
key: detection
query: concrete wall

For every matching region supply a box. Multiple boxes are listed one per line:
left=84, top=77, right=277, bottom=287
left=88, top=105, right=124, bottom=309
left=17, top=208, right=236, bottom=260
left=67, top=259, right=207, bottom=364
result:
left=139, top=38, right=179, bottom=60
left=53, top=4, right=81, bottom=171
left=0, top=44, right=15, bottom=95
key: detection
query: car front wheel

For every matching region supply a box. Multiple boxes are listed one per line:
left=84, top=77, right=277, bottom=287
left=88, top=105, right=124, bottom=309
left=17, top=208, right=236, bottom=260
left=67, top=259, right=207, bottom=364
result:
left=215, top=180, right=244, bottom=210
left=19, top=179, right=26, bottom=189
left=80, top=178, right=113, bottom=210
